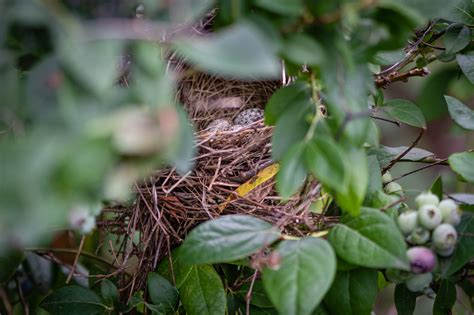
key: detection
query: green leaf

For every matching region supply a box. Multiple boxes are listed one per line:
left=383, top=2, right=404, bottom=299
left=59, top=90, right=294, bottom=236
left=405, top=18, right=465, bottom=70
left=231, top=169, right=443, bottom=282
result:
left=441, top=0, right=474, bottom=24
left=179, top=215, right=280, bottom=265
left=382, top=99, right=426, bottom=129
left=444, top=23, right=471, bottom=54
left=324, top=268, right=378, bottom=315
left=254, top=0, right=304, bottom=16
left=372, top=50, right=405, bottom=66
left=433, top=279, right=456, bottom=315
left=40, top=286, right=108, bottom=315
left=394, top=284, right=418, bottom=315
left=334, top=149, right=368, bottom=216
left=456, top=52, right=474, bottom=84
left=0, top=250, right=23, bottom=284
left=442, top=213, right=474, bottom=276
left=445, top=95, right=474, bottom=130
left=100, top=279, right=119, bottom=307
left=304, top=137, right=347, bottom=193
left=179, top=265, right=226, bottom=315
left=449, top=151, right=474, bottom=183
left=283, top=33, right=325, bottom=66
left=262, top=238, right=336, bottom=315
left=365, top=156, right=383, bottom=203
left=147, top=272, right=179, bottom=314
left=264, top=81, right=311, bottom=125
left=276, top=143, right=307, bottom=198
left=368, top=145, right=434, bottom=168
left=430, top=176, right=443, bottom=200
left=328, top=208, right=409, bottom=270
left=173, top=23, right=280, bottom=79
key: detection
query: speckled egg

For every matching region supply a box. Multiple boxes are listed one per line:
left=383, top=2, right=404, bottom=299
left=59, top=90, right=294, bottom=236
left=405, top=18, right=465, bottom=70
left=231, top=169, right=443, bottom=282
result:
left=205, top=118, right=231, bottom=132
left=233, top=108, right=264, bottom=126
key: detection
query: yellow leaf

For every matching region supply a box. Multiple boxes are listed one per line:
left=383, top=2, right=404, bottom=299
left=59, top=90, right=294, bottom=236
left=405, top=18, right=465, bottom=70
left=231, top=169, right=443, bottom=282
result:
left=218, top=163, right=279, bottom=212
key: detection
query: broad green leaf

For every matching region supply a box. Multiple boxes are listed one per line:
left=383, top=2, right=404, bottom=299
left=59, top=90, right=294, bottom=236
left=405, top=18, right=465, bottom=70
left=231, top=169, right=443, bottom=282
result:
left=173, top=23, right=280, bottom=79
left=441, top=0, right=474, bottom=24
left=59, top=39, right=123, bottom=95
left=304, top=137, right=347, bottom=193
left=237, top=281, right=273, bottom=308
left=147, top=272, right=179, bottom=314
left=442, top=213, right=474, bottom=276
left=444, top=23, right=471, bottom=54
left=368, top=145, right=434, bottom=168
left=372, top=50, right=405, bottom=66
left=264, top=81, right=311, bottom=125
left=100, top=279, right=119, bottom=307
left=449, top=151, right=474, bottom=183
left=179, top=215, right=280, bottom=265
left=328, top=208, right=409, bottom=270
left=254, top=0, right=304, bottom=16
left=334, top=149, right=368, bottom=216
left=456, top=52, right=474, bottom=84
left=40, top=286, right=108, bottom=315
left=263, top=238, right=336, bottom=315
left=433, top=279, right=456, bottom=315
left=365, top=155, right=383, bottom=203
left=167, top=107, right=196, bottom=174
left=283, top=33, right=325, bottom=66
left=394, top=284, right=418, bottom=315
left=276, top=143, right=307, bottom=198
left=382, top=99, right=426, bottom=129
left=324, top=268, right=378, bottom=315
left=430, top=176, right=443, bottom=200
left=389, top=0, right=464, bottom=21
left=445, top=95, right=474, bottom=130
left=179, top=265, right=226, bottom=315
left=271, top=99, right=313, bottom=160
left=0, top=250, right=23, bottom=284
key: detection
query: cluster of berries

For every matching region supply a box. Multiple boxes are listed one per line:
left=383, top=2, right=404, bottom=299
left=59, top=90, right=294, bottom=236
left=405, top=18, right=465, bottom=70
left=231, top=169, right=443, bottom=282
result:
left=383, top=173, right=462, bottom=292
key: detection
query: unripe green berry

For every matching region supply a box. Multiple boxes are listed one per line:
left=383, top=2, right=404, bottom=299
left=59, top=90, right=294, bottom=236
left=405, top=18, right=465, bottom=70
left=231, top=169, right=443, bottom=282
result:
left=439, top=199, right=461, bottom=226
left=407, top=227, right=430, bottom=245
left=397, top=210, right=418, bottom=235
left=418, top=205, right=442, bottom=230
left=415, top=191, right=439, bottom=208
left=406, top=273, right=433, bottom=292
left=432, top=223, right=457, bottom=250
left=436, top=245, right=455, bottom=257
left=382, top=172, right=392, bottom=184
left=385, top=182, right=403, bottom=196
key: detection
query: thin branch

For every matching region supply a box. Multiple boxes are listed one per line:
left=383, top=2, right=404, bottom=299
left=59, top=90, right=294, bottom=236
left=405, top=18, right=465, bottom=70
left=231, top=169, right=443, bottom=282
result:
left=382, top=128, right=425, bottom=174
left=0, top=287, right=13, bottom=315
left=245, top=270, right=259, bottom=315
left=15, top=277, right=29, bottom=315
left=375, top=67, right=431, bottom=88
left=391, top=158, right=449, bottom=182
left=370, top=115, right=401, bottom=127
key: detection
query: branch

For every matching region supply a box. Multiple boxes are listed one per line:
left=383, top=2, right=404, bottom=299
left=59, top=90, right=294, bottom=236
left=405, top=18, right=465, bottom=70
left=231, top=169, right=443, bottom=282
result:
left=375, top=67, right=431, bottom=88
left=382, top=128, right=425, bottom=174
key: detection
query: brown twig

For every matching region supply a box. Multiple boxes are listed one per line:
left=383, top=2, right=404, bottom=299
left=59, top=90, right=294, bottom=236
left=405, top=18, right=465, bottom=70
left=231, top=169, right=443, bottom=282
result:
left=382, top=128, right=425, bottom=174
left=391, top=158, right=449, bottom=182
left=66, top=235, right=86, bottom=284
left=375, top=67, right=431, bottom=88
left=0, top=287, right=13, bottom=315
left=15, top=276, right=29, bottom=315
left=245, top=270, right=259, bottom=315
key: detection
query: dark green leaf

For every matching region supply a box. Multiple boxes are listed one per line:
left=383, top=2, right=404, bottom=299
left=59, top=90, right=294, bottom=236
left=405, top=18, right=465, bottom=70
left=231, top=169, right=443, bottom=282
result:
left=328, top=208, right=409, bottom=270
left=324, top=268, right=378, bottom=315
left=445, top=95, right=474, bottom=130
left=394, top=284, right=418, bottom=315
left=147, top=272, right=179, bottom=314
left=179, top=265, right=226, bottom=315
left=457, top=52, right=474, bottom=84
left=263, top=238, right=336, bottom=315
left=276, top=143, right=307, bottom=198
left=100, top=279, right=119, bottom=307
left=365, top=155, right=383, bottom=203
left=442, top=213, right=474, bottom=276
left=430, top=176, right=443, bottom=200
left=283, top=33, right=325, bottom=66
left=173, top=23, right=280, bottom=79
left=433, top=279, right=456, bottom=315
left=444, top=23, right=471, bottom=54
left=449, top=151, right=474, bottom=183
left=382, top=99, right=426, bottom=129
left=179, top=215, right=280, bottom=265
left=368, top=145, right=434, bottom=168
left=0, top=250, right=23, bottom=284
left=264, top=81, right=311, bottom=125
left=40, top=286, right=108, bottom=315
left=254, top=0, right=304, bottom=16
left=304, top=137, right=347, bottom=193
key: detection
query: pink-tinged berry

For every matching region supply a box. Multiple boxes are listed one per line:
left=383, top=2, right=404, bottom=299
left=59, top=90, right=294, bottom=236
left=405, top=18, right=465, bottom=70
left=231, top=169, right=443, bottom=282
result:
left=406, top=246, right=437, bottom=274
